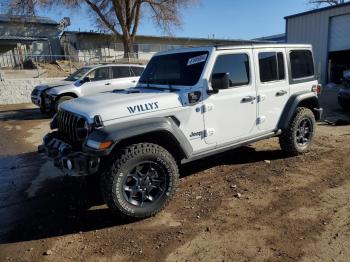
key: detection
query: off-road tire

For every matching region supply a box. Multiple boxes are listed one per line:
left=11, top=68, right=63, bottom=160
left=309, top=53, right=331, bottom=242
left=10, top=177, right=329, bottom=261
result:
left=279, top=107, right=316, bottom=156
left=55, top=96, right=74, bottom=112
left=100, top=143, right=179, bottom=219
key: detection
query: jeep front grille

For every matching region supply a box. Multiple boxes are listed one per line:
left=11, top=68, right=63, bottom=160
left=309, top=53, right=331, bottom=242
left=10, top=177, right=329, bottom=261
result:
left=57, top=110, right=83, bottom=145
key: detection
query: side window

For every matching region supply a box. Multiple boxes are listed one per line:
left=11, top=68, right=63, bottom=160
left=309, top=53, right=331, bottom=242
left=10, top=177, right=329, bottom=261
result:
left=290, top=50, right=314, bottom=79
left=131, top=66, right=144, bottom=76
left=258, top=52, right=285, bottom=83
left=112, top=66, right=132, bottom=78
left=119, top=66, right=132, bottom=78
left=212, top=53, right=250, bottom=87
left=111, top=67, right=119, bottom=79
left=87, top=67, right=110, bottom=81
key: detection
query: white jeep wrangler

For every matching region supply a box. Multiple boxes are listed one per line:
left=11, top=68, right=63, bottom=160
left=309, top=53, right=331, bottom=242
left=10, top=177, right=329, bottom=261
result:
left=39, top=44, right=322, bottom=219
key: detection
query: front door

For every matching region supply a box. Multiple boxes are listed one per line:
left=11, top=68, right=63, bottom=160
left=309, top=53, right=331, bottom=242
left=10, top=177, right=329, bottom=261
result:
left=83, top=67, right=112, bottom=96
left=203, top=50, right=258, bottom=145
left=254, top=49, right=289, bottom=131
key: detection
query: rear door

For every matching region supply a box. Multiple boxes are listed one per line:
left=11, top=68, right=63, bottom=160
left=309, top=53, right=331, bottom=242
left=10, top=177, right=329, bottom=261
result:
left=254, top=48, right=289, bottom=131
left=110, top=66, right=138, bottom=90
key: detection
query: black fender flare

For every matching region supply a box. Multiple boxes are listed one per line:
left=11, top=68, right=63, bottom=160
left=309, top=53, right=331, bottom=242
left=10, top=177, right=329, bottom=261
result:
left=84, top=117, right=193, bottom=158
left=278, top=91, right=321, bottom=130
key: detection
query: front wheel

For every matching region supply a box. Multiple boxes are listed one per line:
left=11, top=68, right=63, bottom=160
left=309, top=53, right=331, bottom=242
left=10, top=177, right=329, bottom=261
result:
left=279, top=107, right=316, bottom=156
left=100, top=143, right=179, bottom=219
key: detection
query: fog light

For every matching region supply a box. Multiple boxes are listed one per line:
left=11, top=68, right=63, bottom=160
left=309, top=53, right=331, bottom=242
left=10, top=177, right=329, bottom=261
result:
left=67, top=160, right=73, bottom=170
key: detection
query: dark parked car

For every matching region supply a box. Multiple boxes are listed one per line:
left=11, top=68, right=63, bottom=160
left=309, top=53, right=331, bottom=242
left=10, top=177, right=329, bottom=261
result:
left=338, top=86, right=350, bottom=110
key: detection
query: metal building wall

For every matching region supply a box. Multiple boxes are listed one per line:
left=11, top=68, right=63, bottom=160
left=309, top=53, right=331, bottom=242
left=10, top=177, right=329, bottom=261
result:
left=286, top=4, right=350, bottom=84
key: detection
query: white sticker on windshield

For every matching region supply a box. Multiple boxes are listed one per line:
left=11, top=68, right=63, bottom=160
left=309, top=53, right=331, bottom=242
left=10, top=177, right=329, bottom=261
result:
left=187, top=54, right=208, bottom=66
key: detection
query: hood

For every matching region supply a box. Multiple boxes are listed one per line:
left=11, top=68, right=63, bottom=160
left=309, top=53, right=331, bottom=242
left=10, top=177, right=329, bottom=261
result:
left=35, top=80, right=72, bottom=92
left=60, top=90, right=183, bottom=122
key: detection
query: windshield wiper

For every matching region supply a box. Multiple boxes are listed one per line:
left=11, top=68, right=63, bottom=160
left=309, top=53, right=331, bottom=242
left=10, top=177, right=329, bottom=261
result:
left=165, top=81, right=178, bottom=92
left=139, top=79, right=179, bottom=92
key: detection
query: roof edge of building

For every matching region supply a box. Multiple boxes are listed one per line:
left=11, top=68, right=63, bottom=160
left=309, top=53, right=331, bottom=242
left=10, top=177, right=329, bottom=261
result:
left=0, top=14, right=59, bottom=25
left=285, top=2, right=350, bottom=20
left=60, top=30, right=259, bottom=43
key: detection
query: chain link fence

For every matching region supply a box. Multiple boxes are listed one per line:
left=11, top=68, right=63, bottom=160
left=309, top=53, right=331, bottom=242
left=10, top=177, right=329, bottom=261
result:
left=0, top=52, right=150, bottom=79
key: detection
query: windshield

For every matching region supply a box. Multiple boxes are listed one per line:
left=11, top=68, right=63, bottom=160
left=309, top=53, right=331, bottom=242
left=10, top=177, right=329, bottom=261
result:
left=65, top=67, right=91, bottom=81
left=139, top=51, right=209, bottom=86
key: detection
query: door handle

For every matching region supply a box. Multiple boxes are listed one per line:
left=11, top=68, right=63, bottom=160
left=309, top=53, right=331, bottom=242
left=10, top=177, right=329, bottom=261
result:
left=276, top=90, right=288, bottom=96
left=131, top=80, right=137, bottom=83
left=241, top=96, right=256, bottom=103
left=105, top=83, right=111, bottom=85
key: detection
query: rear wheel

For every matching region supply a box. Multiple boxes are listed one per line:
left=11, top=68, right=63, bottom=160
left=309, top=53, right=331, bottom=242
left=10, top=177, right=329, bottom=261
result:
left=279, top=107, right=316, bottom=156
left=100, top=143, right=179, bottom=219
left=55, top=96, right=74, bottom=112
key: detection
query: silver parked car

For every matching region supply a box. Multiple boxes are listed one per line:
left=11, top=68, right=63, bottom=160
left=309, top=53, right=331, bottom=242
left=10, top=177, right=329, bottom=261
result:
left=31, top=64, right=145, bottom=113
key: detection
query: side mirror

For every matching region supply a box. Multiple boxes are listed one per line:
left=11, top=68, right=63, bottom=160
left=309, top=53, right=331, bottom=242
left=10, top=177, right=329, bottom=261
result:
left=82, top=76, right=90, bottom=83
left=210, top=73, right=229, bottom=93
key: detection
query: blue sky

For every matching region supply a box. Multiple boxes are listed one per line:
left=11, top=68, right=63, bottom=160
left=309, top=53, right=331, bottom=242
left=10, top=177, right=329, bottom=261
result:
left=41, top=0, right=316, bottom=40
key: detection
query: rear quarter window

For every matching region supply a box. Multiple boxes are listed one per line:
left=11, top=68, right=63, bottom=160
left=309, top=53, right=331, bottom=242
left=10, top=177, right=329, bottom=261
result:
left=131, top=67, right=144, bottom=76
left=290, top=50, right=314, bottom=79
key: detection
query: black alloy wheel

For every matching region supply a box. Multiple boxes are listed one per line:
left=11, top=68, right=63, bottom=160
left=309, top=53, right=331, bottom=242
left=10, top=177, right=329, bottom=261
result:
left=122, top=161, right=167, bottom=207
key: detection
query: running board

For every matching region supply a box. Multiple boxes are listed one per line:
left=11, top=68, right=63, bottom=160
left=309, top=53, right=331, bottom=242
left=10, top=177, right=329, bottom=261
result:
left=182, top=130, right=281, bottom=164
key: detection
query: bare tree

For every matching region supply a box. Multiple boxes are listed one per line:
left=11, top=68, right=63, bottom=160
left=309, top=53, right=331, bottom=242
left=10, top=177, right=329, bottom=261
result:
left=308, top=0, right=347, bottom=7
left=3, top=0, right=197, bottom=57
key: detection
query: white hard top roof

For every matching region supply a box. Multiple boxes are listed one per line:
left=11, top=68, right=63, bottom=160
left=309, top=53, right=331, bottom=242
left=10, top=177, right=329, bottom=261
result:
left=155, top=43, right=312, bottom=56
left=85, top=64, right=146, bottom=68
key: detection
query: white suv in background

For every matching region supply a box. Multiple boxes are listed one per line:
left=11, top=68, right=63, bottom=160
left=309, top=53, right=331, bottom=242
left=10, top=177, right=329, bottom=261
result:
left=31, top=64, right=145, bottom=113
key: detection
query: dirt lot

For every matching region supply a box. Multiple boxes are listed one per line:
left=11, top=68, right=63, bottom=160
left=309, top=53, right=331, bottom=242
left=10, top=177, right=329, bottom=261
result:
left=0, top=87, right=349, bottom=261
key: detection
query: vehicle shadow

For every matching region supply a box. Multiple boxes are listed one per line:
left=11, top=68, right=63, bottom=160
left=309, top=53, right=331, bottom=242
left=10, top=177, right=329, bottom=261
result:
left=1, top=145, right=288, bottom=244
left=1, top=172, right=133, bottom=244
left=0, top=108, right=51, bottom=121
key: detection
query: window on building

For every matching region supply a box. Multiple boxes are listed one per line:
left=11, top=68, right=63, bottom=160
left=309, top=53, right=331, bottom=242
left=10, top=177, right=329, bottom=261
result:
left=258, top=52, right=285, bottom=83
left=290, top=50, right=314, bottom=79
left=212, top=54, right=250, bottom=87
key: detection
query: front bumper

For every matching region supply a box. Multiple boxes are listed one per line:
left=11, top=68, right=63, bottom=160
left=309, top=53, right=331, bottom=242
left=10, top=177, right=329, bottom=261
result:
left=38, top=132, right=100, bottom=176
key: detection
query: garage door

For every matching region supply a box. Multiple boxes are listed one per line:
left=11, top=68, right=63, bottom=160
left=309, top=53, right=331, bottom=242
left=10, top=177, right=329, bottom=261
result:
left=329, top=14, right=350, bottom=52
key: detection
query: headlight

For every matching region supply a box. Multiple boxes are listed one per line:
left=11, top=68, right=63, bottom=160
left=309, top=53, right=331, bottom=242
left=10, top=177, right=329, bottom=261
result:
left=31, top=89, right=39, bottom=96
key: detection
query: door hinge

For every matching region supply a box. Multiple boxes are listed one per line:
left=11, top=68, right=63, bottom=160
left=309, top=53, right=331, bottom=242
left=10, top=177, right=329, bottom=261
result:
left=202, top=103, right=214, bottom=113
left=204, top=128, right=215, bottom=137
left=257, top=116, right=266, bottom=125
left=257, top=94, right=266, bottom=103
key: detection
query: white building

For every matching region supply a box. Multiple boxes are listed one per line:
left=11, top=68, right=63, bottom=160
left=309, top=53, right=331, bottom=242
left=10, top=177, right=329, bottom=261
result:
left=285, top=2, right=350, bottom=84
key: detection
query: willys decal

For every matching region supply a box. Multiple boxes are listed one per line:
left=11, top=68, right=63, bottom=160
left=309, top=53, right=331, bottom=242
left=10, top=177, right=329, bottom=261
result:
left=127, top=102, right=159, bottom=114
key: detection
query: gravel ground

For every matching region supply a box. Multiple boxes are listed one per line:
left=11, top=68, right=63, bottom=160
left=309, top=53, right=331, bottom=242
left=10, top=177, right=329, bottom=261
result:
left=0, top=88, right=349, bottom=262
